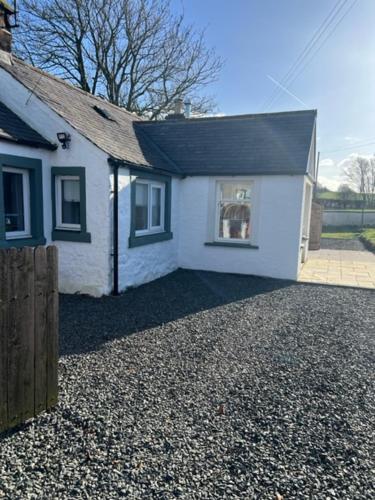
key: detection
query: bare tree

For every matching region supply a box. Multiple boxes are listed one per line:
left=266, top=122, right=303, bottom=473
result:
left=14, top=0, right=223, bottom=118
left=341, top=154, right=375, bottom=208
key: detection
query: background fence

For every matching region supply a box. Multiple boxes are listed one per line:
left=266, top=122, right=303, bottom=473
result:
left=323, top=210, right=375, bottom=227
left=0, top=246, right=58, bottom=432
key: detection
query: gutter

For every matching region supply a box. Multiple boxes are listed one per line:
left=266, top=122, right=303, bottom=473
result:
left=112, top=163, right=119, bottom=295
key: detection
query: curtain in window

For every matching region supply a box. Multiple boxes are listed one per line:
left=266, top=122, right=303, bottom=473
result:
left=135, top=183, right=148, bottom=230
left=218, top=182, right=251, bottom=240
left=3, top=171, right=25, bottom=232
left=62, top=179, right=80, bottom=224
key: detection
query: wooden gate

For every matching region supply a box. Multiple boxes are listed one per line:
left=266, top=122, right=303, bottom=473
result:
left=0, top=246, right=58, bottom=432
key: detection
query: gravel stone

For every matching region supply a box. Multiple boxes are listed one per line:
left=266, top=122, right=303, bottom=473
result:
left=0, top=269, right=374, bottom=499
left=320, top=237, right=367, bottom=251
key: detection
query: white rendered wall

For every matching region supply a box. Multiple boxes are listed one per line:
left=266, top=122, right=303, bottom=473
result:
left=0, top=68, right=112, bottom=296
left=115, top=168, right=180, bottom=291
left=178, top=175, right=306, bottom=280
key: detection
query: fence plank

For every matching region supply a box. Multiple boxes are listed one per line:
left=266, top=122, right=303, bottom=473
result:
left=7, top=248, right=35, bottom=427
left=0, top=249, right=9, bottom=432
left=34, top=246, right=48, bottom=414
left=46, top=246, right=58, bottom=407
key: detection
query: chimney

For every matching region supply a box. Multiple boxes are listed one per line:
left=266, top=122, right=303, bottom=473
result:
left=0, top=0, right=14, bottom=54
left=165, top=98, right=185, bottom=120
left=184, top=100, right=191, bottom=118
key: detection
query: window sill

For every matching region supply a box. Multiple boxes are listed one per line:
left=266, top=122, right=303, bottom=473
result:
left=52, top=229, right=91, bottom=243
left=205, top=241, right=259, bottom=249
left=129, top=231, right=173, bottom=248
left=0, top=236, right=46, bottom=249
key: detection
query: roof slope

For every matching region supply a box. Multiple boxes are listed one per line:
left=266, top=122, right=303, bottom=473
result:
left=137, top=110, right=316, bottom=176
left=0, top=100, right=55, bottom=149
left=0, top=57, right=315, bottom=177
left=0, top=57, right=179, bottom=173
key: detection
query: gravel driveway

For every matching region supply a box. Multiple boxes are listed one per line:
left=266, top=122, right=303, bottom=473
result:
left=1, top=270, right=374, bottom=499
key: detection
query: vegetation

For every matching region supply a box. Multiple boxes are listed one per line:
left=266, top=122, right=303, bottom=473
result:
left=15, top=0, right=223, bottom=118
left=360, top=229, right=375, bottom=252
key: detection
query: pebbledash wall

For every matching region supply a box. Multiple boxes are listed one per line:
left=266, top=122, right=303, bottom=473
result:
left=0, top=67, right=112, bottom=296
left=178, top=175, right=307, bottom=280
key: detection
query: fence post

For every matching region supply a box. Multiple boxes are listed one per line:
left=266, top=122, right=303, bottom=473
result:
left=0, top=248, right=9, bottom=432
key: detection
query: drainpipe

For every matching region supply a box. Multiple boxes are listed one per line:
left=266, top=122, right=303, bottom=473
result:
left=112, top=164, right=119, bottom=295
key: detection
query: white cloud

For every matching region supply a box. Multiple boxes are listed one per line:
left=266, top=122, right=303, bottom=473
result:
left=319, top=158, right=335, bottom=168
left=318, top=175, right=342, bottom=191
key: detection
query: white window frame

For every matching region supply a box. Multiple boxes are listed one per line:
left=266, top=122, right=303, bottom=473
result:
left=3, top=166, right=31, bottom=240
left=135, top=180, right=165, bottom=236
left=55, top=175, right=81, bottom=231
left=215, top=180, right=252, bottom=243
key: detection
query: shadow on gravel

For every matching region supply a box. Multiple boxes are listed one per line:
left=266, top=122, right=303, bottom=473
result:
left=60, top=269, right=292, bottom=356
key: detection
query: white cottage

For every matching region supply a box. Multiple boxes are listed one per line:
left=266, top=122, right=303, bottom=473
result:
left=0, top=12, right=316, bottom=297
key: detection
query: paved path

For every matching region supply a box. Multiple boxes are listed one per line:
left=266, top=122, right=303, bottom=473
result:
left=299, top=248, right=375, bottom=289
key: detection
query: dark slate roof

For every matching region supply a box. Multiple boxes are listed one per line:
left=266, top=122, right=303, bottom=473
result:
left=0, top=57, right=316, bottom=176
left=0, top=57, right=179, bottom=174
left=0, top=100, right=55, bottom=150
left=137, top=110, right=317, bottom=176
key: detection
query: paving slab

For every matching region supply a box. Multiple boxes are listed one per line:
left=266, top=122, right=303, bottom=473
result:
left=299, top=249, right=375, bottom=289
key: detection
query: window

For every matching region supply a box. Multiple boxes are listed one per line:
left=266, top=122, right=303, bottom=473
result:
left=0, top=154, right=45, bottom=249
left=129, top=171, right=172, bottom=248
left=216, top=181, right=251, bottom=242
left=3, top=167, right=31, bottom=239
left=51, top=167, right=91, bottom=243
left=135, top=180, right=165, bottom=235
left=55, top=176, right=81, bottom=230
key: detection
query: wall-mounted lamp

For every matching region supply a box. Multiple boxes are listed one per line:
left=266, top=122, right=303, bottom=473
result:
left=56, top=132, right=71, bottom=149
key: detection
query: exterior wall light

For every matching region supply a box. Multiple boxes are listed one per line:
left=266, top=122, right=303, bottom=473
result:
left=56, top=132, right=71, bottom=149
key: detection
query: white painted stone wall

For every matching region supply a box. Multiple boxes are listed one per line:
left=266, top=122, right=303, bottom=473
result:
left=323, top=210, right=375, bottom=227
left=114, top=168, right=180, bottom=290
left=0, top=67, right=112, bottom=296
left=178, top=175, right=306, bottom=280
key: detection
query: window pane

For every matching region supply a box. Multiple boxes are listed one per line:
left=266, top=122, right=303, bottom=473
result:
left=3, top=171, right=25, bottom=232
left=151, top=187, right=161, bottom=227
left=219, top=182, right=251, bottom=201
left=62, top=179, right=80, bottom=225
left=219, top=202, right=250, bottom=240
left=135, top=182, right=148, bottom=230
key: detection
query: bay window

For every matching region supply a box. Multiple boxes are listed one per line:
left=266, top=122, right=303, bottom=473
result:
left=216, top=181, right=251, bottom=242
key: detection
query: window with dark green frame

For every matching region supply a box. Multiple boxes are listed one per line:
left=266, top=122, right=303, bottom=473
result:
left=51, top=167, right=91, bottom=243
left=0, top=154, right=46, bottom=248
left=129, top=169, right=172, bottom=248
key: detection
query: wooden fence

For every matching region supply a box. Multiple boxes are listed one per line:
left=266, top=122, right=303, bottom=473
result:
left=0, top=246, right=58, bottom=432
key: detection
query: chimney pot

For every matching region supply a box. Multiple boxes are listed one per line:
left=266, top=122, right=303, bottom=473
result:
left=174, top=98, right=184, bottom=115
left=0, top=2, right=14, bottom=53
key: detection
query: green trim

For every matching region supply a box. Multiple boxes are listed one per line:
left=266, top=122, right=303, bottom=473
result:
left=129, top=231, right=173, bottom=248
left=205, top=241, right=259, bottom=249
left=0, top=154, right=45, bottom=248
left=52, top=230, right=91, bottom=243
left=129, top=169, right=172, bottom=248
left=51, top=167, right=91, bottom=243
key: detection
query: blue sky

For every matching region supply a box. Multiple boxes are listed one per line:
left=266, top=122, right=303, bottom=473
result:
left=171, top=0, right=375, bottom=190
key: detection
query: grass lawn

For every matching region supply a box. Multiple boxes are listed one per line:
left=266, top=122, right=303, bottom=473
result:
left=361, top=228, right=375, bottom=251
left=321, top=226, right=362, bottom=239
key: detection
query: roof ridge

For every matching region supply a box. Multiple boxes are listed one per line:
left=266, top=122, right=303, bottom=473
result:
left=8, top=57, right=144, bottom=122
left=139, top=109, right=318, bottom=125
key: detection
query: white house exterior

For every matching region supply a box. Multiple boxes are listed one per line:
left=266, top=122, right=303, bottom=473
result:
left=0, top=36, right=317, bottom=297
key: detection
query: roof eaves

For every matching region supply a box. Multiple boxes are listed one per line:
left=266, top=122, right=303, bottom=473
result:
left=107, top=157, right=184, bottom=177
left=0, top=133, right=57, bottom=150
